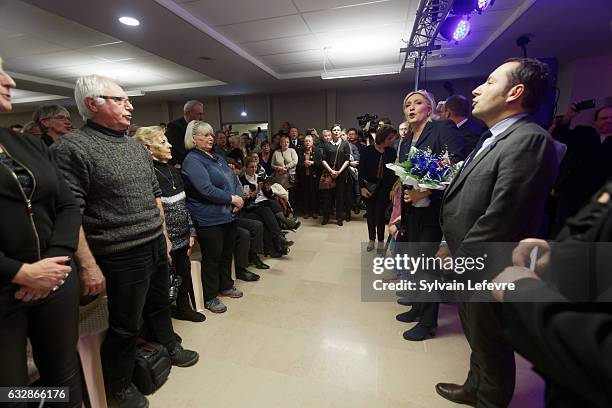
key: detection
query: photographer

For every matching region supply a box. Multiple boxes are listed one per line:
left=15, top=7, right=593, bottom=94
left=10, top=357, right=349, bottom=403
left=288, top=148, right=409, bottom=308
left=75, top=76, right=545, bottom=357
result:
left=550, top=104, right=612, bottom=234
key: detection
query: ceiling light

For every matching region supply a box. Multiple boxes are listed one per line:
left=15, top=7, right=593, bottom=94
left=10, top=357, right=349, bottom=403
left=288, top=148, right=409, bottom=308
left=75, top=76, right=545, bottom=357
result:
left=241, top=111, right=248, bottom=117
left=119, top=16, right=140, bottom=26
left=125, top=90, right=145, bottom=97
left=321, top=66, right=400, bottom=80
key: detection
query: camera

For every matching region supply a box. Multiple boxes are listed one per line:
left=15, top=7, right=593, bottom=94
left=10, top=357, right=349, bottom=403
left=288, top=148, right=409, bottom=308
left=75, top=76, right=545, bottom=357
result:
left=168, top=265, right=182, bottom=301
left=356, top=113, right=379, bottom=132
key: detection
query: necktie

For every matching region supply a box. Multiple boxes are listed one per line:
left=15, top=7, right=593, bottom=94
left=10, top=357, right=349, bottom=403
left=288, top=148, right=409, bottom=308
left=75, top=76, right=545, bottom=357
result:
left=463, top=129, right=492, bottom=167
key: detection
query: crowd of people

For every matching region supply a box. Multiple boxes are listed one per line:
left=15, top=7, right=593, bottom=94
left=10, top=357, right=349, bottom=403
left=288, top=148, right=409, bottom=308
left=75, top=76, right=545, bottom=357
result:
left=2, top=52, right=612, bottom=408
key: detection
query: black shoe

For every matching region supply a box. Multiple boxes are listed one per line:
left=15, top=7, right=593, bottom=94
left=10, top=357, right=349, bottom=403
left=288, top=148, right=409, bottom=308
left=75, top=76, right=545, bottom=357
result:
left=403, top=324, right=436, bottom=341
left=337, top=219, right=343, bottom=226
left=280, top=237, right=294, bottom=249
left=321, top=217, right=329, bottom=225
left=345, top=214, right=352, bottom=222
left=396, top=309, right=420, bottom=323
left=236, top=268, right=260, bottom=282
left=397, top=297, right=412, bottom=307
left=353, top=207, right=360, bottom=215
left=251, top=256, right=270, bottom=270
left=172, top=306, right=206, bottom=322
left=168, top=343, right=199, bottom=367
left=110, top=384, right=148, bottom=408
left=435, top=383, right=477, bottom=406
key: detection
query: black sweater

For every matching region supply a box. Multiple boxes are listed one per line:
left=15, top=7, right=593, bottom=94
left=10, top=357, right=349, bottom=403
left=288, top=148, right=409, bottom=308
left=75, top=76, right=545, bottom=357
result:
left=358, top=145, right=397, bottom=192
left=0, top=128, right=81, bottom=285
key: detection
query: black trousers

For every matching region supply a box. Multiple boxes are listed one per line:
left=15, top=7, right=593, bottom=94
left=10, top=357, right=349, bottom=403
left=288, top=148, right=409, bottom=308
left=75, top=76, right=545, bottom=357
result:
left=298, top=173, right=318, bottom=216
left=97, top=235, right=176, bottom=393
left=235, top=218, right=263, bottom=269
left=459, top=302, right=515, bottom=408
left=320, top=175, right=347, bottom=221
left=403, top=204, right=443, bottom=330
left=0, top=268, right=82, bottom=408
left=243, top=205, right=283, bottom=252
left=365, top=188, right=390, bottom=241
left=171, top=245, right=194, bottom=308
left=195, top=222, right=236, bottom=301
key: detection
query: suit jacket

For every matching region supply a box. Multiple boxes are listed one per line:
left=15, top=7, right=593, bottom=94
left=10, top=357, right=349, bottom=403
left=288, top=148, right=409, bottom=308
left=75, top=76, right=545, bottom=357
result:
left=458, top=117, right=487, bottom=159
left=441, top=119, right=559, bottom=280
left=391, top=136, right=411, bottom=162
left=165, top=117, right=188, bottom=166
left=504, top=280, right=612, bottom=408
left=552, top=124, right=612, bottom=202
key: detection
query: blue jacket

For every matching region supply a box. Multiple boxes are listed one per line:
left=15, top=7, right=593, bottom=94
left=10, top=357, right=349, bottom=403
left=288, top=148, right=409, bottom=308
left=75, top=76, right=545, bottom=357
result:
left=182, top=149, right=242, bottom=227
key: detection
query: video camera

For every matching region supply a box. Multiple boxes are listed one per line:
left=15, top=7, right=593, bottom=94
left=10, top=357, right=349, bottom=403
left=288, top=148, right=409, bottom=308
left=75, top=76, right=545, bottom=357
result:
left=356, top=113, right=379, bottom=132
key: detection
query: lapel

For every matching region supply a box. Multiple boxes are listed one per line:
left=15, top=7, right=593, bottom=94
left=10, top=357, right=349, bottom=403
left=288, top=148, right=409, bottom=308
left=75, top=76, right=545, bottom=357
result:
left=444, top=119, right=527, bottom=201
left=413, top=121, right=433, bottom=149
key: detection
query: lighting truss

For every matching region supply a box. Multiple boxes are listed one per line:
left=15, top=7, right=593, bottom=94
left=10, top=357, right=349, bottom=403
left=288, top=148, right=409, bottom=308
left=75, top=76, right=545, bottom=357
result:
left=400, top=0, right=455, bottom=89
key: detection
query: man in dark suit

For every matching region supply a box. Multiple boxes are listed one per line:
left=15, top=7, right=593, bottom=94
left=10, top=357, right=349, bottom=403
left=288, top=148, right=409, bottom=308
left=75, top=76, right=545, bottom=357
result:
left=165, top=100, right=204, bottom=166
left=391, top=121, right=411, bottom=162
left=442, top=94, right=488, bottom=158
left=434, top=58, right=559, bottom=407
left=490, top=177, right=612, bottom=407
left=289, top=126, right=302, bottom=149
left=550, top=105, right=612, bottom=234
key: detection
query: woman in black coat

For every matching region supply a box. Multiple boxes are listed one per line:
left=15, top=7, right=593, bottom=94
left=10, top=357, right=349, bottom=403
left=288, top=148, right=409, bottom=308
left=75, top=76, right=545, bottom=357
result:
left=0, top=60, right=83, bottom=407
left=397, top=90, right=465, bottom=342
left=296, top=134, right=322, bottom=218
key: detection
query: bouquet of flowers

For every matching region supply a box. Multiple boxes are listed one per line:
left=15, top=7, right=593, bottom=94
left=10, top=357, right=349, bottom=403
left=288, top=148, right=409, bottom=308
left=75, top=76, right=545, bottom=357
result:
left=386, top=146, right=459, bottom=207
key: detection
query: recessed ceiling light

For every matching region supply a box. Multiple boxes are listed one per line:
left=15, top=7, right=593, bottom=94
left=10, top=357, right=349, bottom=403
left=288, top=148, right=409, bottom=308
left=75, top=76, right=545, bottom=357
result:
left=199, top=56, right=213, bottom=61
left=119, top=16, right=140, bottom=26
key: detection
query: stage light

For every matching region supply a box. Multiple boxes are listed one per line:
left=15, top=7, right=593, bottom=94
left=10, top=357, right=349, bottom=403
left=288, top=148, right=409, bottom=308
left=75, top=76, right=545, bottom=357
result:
left=440, top=16, right=471, bottom=42
left=476, top=0, right=492, bottom=12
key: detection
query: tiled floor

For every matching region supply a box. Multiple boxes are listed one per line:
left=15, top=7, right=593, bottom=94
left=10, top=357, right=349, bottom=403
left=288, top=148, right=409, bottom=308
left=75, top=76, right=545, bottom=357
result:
left=150, top=217, right=544, bottom=407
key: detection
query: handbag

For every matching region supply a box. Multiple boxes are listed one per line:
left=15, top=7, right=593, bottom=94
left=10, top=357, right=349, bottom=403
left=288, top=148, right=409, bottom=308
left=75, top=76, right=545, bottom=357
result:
left=364, top=154, right=384, bottom=195
left=319, top=143, right=341, bottom=190
left=133, top=340, right=172, bottom=395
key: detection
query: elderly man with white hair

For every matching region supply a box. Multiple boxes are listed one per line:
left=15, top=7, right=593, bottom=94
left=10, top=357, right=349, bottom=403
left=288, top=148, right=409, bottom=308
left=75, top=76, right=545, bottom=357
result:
left=52, top=75, right=199, bottom=408
left=165, top=99, right=204, bottom=166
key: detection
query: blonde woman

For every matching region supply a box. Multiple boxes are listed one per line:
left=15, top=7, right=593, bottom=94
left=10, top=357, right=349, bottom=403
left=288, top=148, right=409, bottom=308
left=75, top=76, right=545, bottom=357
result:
left=397, top=89, right=465, bottom=341
left=271, top=135, right=298, bottom=189
left=134, top=126, right=204, bottom=322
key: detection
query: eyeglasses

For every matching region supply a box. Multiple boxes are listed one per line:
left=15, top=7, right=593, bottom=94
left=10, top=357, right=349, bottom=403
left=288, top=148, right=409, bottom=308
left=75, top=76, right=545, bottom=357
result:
left=97, top=95, right=132, bottom=106
left=48, top=114, right=71, bottom=122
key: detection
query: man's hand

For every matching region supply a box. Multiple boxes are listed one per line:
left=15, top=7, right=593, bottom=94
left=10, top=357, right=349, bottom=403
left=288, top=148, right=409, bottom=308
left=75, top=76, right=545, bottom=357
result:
left=404, top=188, right=431, bottom=203
left=231, top=195, right=244, bottom=213
left=560, top=102, right=579, bottom=125
left=492, top=266, right=540, bottom=301
left=512, top=238, right=550, bottom=275
left=350, top=161, right=359, bottom=168
left=79, top=263, right=106, bottom=296
left=361, top=187, right=372, bottom=198
left=435, top=244, right=453, bottom=272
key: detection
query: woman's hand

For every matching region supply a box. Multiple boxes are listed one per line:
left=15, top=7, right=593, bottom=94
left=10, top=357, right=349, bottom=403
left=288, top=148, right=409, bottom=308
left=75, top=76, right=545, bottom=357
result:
left=187, top=236, right=196, bottom=257
left=512, top=238, right=550, bottom=275
left=361, top=187, right=372, bottom=198
left=12, top=257, right=71, bottom=293
left=404, top=188, right=431, bottom=203
left=231, top=195, right=244, bottom=212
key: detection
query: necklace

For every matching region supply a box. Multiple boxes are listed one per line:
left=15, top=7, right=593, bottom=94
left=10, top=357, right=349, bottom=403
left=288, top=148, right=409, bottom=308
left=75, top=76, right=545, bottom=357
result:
left=154, top=166, right=176, bottom=190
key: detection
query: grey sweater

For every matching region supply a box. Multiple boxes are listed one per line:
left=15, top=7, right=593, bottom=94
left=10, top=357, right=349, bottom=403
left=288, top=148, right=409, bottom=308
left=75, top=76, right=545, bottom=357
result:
left=52, top=122, right=163, bottom=255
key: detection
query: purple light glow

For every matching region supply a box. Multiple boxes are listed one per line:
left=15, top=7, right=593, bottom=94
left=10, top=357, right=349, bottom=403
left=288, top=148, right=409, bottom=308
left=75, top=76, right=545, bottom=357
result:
left=477, top=0, right=491, bottom=11
left=453, top=19, right=470, bottom=41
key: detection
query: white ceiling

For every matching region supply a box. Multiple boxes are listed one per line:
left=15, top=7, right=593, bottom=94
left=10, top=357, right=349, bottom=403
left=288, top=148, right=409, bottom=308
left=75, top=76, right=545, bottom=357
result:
left=3, top=0, right=612, bottom=109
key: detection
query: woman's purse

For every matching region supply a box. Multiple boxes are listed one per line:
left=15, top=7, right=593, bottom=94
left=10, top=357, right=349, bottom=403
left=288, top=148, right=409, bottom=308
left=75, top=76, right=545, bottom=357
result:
left=319, top=144, right=341, bottom=190
left=364, top=154, right=384, bottom=195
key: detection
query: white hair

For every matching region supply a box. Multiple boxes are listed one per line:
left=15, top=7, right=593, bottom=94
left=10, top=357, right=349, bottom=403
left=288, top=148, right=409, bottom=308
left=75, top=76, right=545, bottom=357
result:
left=74, top=75, right=115, bottom=120
left=183, top=100, right=203, bottom=114
left=184, top=120, right=214, bottom=151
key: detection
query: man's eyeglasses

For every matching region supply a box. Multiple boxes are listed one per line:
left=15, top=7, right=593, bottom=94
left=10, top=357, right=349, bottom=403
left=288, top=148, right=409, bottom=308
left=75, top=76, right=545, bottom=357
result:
left=48, top=115, right=71, bottom=122
left=97, top=95, right=132, bottom=106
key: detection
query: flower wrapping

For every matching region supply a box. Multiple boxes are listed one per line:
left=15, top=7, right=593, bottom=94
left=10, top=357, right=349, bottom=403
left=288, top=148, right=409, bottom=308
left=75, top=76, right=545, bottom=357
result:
left=386, top=146, right=460, bottom=207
